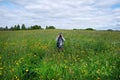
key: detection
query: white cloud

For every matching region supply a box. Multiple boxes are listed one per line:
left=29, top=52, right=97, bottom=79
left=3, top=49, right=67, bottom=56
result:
left=0, top=0, right=120, bottom=30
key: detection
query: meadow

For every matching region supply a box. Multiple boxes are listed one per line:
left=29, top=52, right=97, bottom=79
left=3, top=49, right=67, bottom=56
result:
left=0, top=29, right=120, bottom=80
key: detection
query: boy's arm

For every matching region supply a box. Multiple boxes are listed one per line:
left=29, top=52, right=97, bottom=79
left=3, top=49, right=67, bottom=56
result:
left=56, top=36, right=58, bottom=41
left=62, top=37, right=65, bottom=41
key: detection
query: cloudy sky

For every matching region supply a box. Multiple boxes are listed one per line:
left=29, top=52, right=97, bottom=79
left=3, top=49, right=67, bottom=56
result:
left=0, top=0, right=120, bottom=30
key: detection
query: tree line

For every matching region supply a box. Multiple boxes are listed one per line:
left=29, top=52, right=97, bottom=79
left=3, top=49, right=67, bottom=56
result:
left=0, top=24, right=56, bottom=31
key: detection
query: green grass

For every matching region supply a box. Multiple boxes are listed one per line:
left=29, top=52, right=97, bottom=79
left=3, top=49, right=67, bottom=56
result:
left=0, top=30, right=120, bottom=80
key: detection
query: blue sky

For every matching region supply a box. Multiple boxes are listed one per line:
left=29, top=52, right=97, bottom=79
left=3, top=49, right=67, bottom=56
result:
left=111, top=3, right=120, bottom=9
left=0, top=0, right=120, bottom=30
left=0, top=0, right=18, bottom=9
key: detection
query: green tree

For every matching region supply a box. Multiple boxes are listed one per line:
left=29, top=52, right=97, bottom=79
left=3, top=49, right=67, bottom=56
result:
left=17, top=24, right=20, bottom=30
left=107, top=29, right=113, bottom=31
left=0, top=27, right=4, bottom=30
left=85, top=28, right=95, bottom=31
left=5, top=26, right=8, bottom=30
left=46, top=26, right=56, bottom=29
left=21, top=24, right=26, bottom=30
left=30, top=25, right=42, bottom=30
left=10, top=26, right=14, bottom=30
left=14, top=25, right=17, bottom=30
left=46, top=26, right=48, bottom=29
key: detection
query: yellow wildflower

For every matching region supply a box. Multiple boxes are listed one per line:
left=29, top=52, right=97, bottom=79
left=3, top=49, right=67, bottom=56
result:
left=16, top=62, right=19, bottom=65
left=0, top=67, right=3, bottom=70
left=96, top=77, right=101, bottom=80
left=11, top=68, right=14, bottom=72
left=0, top=72, right=2, bottom=75
left=0, top=56, right=2, bottom=59
left=26, top=69, right=29, bottom=73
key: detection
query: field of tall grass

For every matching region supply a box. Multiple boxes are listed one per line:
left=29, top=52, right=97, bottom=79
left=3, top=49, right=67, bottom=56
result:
left=0, top=30, right=120, bottom=80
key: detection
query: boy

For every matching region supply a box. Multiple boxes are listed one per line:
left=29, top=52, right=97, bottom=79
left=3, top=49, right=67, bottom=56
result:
left=56, top=33, right=65, bottom=52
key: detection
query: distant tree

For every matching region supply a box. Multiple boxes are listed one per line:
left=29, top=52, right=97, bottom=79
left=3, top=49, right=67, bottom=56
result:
left=16, top=24, right=20, bottom=30
left=13, top=25, right=17, bottom=30
left=8, top=24, right=44, bottom=30
left=10, top=26, right=14, bottom=30
left=46, top=26, right=56, bottom=29
left=85, top=28, right=95, bottom=31
left=107, top=29, right=113, bottom=31
left=5, top=26, right=8, bottom=30
left=49, top=26, right=56, bottom=29
left=73, top=28, right=77, bottom=30
left=0, top=27, right=4, bottom=30
left=30, top=25, right=42, bottom=30
left=46, top=26, right=48, bottom=29
left=21, top=24, right=26, bottom=30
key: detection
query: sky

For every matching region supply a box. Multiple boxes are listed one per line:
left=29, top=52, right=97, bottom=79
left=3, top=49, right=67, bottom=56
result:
left=0, top=0, right=120, bottom=30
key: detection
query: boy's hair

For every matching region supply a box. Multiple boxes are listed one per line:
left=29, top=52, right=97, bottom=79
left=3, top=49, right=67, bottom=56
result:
left=59, top=34, right=62, bottom=37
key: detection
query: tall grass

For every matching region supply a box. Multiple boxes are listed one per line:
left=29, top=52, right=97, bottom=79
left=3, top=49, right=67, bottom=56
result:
left=0, top=30, right=120, bottom=80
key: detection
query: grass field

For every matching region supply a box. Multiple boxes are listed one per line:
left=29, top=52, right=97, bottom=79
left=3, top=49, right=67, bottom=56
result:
left=0, top=30, right=120, bottom=80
